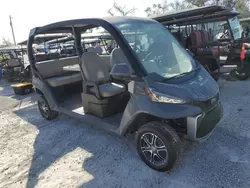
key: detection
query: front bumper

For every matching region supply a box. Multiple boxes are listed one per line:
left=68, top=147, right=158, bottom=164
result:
left=186, top=101, right=223, bottom=141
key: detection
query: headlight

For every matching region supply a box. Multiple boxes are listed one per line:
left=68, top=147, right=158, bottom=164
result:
left=145, top=87, right=187, bottom=104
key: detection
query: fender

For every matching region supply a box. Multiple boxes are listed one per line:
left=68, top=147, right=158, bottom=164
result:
left=119, top=94, right=201, bottom=135
left=33, top=76, right=58, bottom=110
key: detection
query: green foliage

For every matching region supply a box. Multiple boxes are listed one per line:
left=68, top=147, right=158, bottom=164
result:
left=145, top=1, right=169, bottom=17
left=145, top=0, right=195, bottom=17
left=145, top=0, right=250, bottom=18
left=169, top=0, right=195, bottom=11
left=185, top=0, right=250, bottom=18
left=107, top=2, right=137, bottom=16
left=0, top=37, right=13, bottom=48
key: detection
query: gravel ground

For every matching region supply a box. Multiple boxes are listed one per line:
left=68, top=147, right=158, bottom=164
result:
left=0, top=78, right=250, bottom=188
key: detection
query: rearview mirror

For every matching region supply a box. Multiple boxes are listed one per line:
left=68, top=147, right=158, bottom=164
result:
left=110, top=63, right=133, bottom=80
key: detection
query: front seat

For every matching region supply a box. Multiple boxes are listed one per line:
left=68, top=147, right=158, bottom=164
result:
left=110, top=48, right=129, bottom=67
left=86, top=47, right=95, bottom=52
left=94, top=46, right=103, bottom=55
left=81, top=52, right=125, bottom=98
left=110, top=48, right=133, bottom=82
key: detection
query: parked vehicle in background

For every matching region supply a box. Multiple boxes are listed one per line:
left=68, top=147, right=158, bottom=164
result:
left=0, top=46, right=28, bottom=82
left=153, top=5, right=250, bottom=80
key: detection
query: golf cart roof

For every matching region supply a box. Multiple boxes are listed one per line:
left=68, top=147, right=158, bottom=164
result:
left=240, top=17, right=250, bottom=23
left=19, top=33, right=70, bottom=45
left=153, top=5, right=226, bottom=22
left=0, top=46, right=26, bottom=52
left=46, top=36, right=74, bottom=45
left=28, top=17, right=154, bottom=35
left=153, top=5, right=238, bottom=26
left=46, top=32, right=114, bottom=45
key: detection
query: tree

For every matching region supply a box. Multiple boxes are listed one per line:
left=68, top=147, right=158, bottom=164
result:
left=0, top=37, right=13, bottom=48
left=145, top=0, right=194, bottom=16
left=107, top=2, right=137, bottom=16
left=185, top=0, right=208, bottom=7
left=185, top=0, right=250, bottom=17
left=145, top=1, right=169, bottom=17
left=233, top=0, right=250, bottom=18
left=169, top=0, right=194, bottom=11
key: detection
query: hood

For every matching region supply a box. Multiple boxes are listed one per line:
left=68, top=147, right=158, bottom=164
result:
left=150, top=67, right=219, bottom=102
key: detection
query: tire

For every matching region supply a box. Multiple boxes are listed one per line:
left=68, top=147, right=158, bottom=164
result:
left=38, top=96, right=58, bottom=120
left=230, top=68, right=250, bottom=80
left=135, top=121, right=181, bottom=172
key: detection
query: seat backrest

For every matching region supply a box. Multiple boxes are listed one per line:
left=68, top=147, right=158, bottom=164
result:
left=35, top=56, right=78, bottom=78
left=87, top=47, right=95, bottom=52
left=35, top=53, right=48, bottom=62
left=190, top=30, right=202, bottom=49
left=81, top=52, right=110, bottom=83
left=94, top=46, right=103, bottom=54
left=200, top=30, right=211, bottom=42
left=7, top=59, right=21, bottom=67
left=110, top=48, right=129, bottom=68
left=99, top=55, right=111, bottom=70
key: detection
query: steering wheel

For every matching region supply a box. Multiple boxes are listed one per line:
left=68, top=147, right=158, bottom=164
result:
left=220, top=31, right=229, bottom=39
left=154, top=55, right=165, bottom=68
left=142, top=52, right=165, bottom=69
left=142, top=52, right=153, bottom=62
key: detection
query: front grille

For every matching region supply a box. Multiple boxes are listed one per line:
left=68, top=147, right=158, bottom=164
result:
left=196, top=102, right=223, bottom=138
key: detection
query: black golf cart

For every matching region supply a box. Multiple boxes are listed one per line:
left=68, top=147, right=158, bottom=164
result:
left=153, top=5, right=245, bottom=80
left=28, top=17, right=223, bottom=171
left=0, top=46, right=28, bottom=82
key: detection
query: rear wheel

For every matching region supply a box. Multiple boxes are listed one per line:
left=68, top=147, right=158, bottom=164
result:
left=135, top=122, right=181, bottom=172
left=38, top=96, right=58, bottom=120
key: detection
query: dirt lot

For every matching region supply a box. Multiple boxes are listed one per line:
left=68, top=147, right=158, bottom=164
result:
left=0, top=78, right=250, bottom=188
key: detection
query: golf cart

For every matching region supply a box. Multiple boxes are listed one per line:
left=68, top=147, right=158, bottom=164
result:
left=18, top=33, right=70, bottom=70
left=0, top=46, right=28, bottom=82
left=153, top=5, right=244, bottom=80
left=28, top=17, right=223, bottom=171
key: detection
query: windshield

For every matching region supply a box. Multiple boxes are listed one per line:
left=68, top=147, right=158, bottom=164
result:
left=228, top=16, right=242, bottom=40
left=114, top=20, right=196, bottom=79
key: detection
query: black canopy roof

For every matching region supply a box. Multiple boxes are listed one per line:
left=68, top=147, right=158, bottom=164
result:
left=152, top=5, right=238, bottom=26
left=46, top=32, right=114, bottom=45
left=0, top=46, right=26, bottom=52
left=29, top=16, right=155, bottom=35
left=18, top=33, right=70, bottom=45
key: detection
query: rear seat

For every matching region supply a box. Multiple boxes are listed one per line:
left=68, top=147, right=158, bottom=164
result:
left=46, top=73, right=81, bottom=87
left=7, top=59, right=22, bottom=68
left=190, top=30, right=202, bottom=52
left=35, top=56, right=81, bottom=87
left=35, top=53, right=48, bottom=62
left=200, top=30, right=220, bottom=58
left=200, top=30, right=210, bottom=41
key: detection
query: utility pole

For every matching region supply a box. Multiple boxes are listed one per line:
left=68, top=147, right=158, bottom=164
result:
left=9, top=15, right=16, bottom=45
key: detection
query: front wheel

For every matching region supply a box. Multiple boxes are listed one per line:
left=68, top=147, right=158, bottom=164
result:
left=135, top=122, right=181, bottom=172
left=38, top=96, right=58, bottom=120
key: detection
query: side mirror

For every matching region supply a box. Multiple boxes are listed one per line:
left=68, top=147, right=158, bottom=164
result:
left=186, top=49, right=194, bottom=57
left=110, top=63, right=134, bottom=80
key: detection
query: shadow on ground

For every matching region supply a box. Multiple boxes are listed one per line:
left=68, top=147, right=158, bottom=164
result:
left=13, top=103, right=250, bottom=188
left=0, top=79, right=38, bottom=111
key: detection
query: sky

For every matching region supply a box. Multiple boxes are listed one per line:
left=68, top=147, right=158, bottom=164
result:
left=0, top=0, right=164, bottom=44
